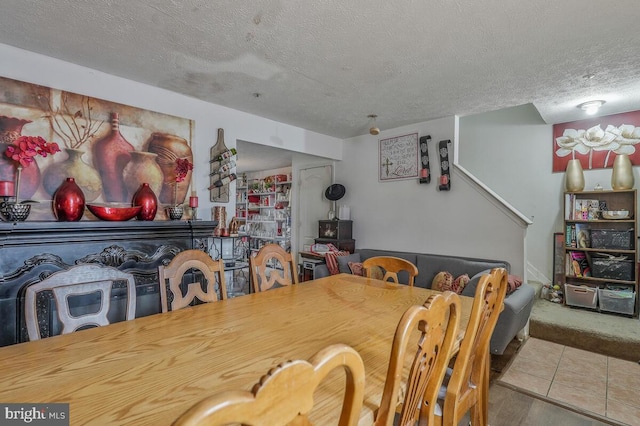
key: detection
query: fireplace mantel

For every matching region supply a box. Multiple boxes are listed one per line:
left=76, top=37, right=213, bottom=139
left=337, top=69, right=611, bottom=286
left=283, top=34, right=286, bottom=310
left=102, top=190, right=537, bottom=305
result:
left=0, top=220, right=217, bottom=346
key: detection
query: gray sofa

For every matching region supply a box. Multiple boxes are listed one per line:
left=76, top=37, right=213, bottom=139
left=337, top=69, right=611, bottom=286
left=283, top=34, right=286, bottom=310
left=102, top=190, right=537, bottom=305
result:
left=313, top=248, right=535, bottom=355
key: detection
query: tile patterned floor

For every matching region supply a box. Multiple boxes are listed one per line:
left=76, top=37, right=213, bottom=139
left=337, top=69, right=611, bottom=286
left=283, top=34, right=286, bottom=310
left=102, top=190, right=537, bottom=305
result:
left=499, top=337, right=640, bottom=425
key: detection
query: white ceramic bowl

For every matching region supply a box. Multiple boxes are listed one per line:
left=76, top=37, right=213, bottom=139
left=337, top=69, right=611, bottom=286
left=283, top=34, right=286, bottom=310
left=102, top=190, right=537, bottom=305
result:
left=602, top=210, right=630, bottom=220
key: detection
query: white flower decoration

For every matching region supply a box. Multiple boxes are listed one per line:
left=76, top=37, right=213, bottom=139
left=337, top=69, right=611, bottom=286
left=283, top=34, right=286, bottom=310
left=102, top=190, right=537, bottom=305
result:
left=555, top=124, right=640, bottom=168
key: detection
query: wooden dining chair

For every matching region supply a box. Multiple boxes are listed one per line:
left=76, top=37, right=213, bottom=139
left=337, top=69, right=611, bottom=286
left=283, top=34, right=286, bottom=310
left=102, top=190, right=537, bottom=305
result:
left=249, top=243, right=299, bottom=292
left=158, top=249, right=227, bottom=313
left=362, top=256, right=419, bottom=286
left=172, top=343, right=366, bottom=426
left=24, top=264, right=136, bottom=341
left=374, top=291, right=461, bottom=426
left=434, top=267, right=508, bottom=426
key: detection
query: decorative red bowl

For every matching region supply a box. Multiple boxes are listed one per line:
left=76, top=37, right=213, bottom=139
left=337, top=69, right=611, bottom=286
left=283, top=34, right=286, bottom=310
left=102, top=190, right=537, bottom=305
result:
left=87, top=204, right=142, bottom=221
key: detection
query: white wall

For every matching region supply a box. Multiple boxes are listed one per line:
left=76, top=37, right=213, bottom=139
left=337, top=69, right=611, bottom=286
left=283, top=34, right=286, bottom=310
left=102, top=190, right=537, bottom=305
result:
left=337, top=116, right=527, bottom=277
left=1, top=42, right=534, bottom=277
left=0, top=43, right=343, bottom=220
left=459, top=104, right=639, bottom=283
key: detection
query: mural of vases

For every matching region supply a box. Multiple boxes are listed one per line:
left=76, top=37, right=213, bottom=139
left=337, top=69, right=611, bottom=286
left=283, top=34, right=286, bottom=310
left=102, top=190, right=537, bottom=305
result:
left=147, top=132, right=193, bottom=204
left=123, top=151, right=163, bottom=200
left=42, top=148, right=102, bottom=202
left=53, top=177, right=85, bottom=221
left=0, top=115, right=41, bottom=199
left=132, top=183, right=158, bottom=221
left=92, top=112, right=134, bottom=202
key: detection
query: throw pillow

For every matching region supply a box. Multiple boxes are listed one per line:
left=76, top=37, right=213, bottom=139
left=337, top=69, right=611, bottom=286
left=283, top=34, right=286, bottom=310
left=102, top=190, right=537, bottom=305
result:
left=461, top=269, right=492, bottom=297
left=348, top=261, right=364, bottom=276
left=337, top=253, right=362, bottom=274
left=324, top=251, right=350, bottom=275
left=350, top=262, right=385, bottom=280
left=507, top=274, right=523, bottom=294
left=450, top=274, right=470, bottom=294
left=432, top=271, right=453, bottom=292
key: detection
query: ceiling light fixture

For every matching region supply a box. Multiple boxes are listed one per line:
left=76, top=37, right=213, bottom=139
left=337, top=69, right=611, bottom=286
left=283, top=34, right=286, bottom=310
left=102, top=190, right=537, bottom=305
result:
left=368, top=114, right=380, bottom=135
left=578, top=100, right=605, bottom=115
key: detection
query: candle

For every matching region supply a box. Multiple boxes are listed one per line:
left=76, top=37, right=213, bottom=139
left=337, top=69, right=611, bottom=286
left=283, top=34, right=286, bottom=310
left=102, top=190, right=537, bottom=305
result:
left=189, top=196, right=199, bottom=208
left=0, top=181, right=15, bottom=197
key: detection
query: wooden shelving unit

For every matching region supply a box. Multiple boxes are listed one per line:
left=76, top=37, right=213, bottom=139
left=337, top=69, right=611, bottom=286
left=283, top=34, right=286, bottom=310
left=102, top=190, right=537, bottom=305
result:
left=563, top=189, right=638, bottom=317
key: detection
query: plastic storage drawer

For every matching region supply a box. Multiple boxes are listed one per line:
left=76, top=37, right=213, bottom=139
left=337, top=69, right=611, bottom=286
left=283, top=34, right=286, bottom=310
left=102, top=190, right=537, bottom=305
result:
left=564, top=284, right=598, bottom=309
left=598, top=288, right=635, bottom=315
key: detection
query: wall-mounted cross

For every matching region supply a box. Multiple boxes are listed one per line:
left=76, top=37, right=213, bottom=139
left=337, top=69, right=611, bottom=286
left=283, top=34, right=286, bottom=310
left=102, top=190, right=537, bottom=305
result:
left=382, top=158, right=393, bottom=176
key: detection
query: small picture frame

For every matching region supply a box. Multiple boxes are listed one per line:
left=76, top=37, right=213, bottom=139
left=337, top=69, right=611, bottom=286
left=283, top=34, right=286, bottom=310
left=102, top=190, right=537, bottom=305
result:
left=553, top=232, right=565, bottom=285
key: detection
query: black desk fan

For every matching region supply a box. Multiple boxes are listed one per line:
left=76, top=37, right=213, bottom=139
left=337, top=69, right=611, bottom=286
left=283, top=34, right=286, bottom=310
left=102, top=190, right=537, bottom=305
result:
left=325, top=184, right=345, bottom=220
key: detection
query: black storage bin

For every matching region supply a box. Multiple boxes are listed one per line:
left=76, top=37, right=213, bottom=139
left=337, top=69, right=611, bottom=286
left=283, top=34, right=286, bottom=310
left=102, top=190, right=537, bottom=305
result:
left=591, top=256, right=634, bottom=281
left=590, top=229, right=633, bottom=250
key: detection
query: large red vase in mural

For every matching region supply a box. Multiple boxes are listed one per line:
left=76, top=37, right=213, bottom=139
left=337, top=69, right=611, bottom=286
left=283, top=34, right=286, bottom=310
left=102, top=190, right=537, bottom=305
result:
left=92, top=112, right=134, bottom=202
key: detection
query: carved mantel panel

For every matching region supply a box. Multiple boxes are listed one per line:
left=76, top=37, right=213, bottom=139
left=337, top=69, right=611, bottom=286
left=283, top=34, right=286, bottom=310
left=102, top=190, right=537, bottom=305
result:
left=0, top=220, right=217, bottom=347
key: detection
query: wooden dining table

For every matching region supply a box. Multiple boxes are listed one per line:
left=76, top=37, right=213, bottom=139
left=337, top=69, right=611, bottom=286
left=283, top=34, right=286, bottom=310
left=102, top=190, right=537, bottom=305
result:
left=0, top=273, right=473, bottom=425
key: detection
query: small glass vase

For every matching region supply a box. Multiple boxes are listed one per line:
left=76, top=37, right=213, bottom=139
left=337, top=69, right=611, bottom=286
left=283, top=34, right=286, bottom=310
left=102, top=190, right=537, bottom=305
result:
left=0, top=202, right=31, bottom=221
left=167, top=206, right=184, bottom=220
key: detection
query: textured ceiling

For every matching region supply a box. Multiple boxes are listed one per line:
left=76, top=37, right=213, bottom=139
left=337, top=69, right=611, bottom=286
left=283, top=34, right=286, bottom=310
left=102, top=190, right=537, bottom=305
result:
left=0, top=1, right=639, bottom=139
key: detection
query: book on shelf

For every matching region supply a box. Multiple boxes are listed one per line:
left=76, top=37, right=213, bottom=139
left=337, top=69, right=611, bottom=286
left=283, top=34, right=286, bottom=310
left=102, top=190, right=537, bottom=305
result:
left=565, top=224, right=576, bottom=248
left=572, top=198, right=600, bottom=220
left=574, top=223, right=590, bottom=248
left=566, top=250, right=591, bottom=277
left=564, top=193, right=575, bottom=220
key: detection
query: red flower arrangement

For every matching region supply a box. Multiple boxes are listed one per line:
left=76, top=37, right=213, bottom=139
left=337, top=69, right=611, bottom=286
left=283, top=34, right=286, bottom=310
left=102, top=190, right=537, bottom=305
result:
left=3, top=135, right=60, bottom=204
left=4, top=135, right=60, bottom=168
left=175, top=158, right=193, bottom=183
left=172, top=158, right=193, bottom=206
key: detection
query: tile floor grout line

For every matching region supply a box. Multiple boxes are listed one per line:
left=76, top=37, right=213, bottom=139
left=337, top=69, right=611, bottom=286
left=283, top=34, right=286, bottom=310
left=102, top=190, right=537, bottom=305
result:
left=543, top=341, right=565, bottom=397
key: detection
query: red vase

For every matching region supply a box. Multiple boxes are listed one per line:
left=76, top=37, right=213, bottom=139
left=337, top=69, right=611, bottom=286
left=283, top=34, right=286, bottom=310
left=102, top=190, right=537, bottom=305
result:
left=0, top=115, right=41, bottom=200
left=92, top=112, right=134, bottom=202
left=132, top=183, right=158, bottom=221
left=53, top=177, right=85, bottom=221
